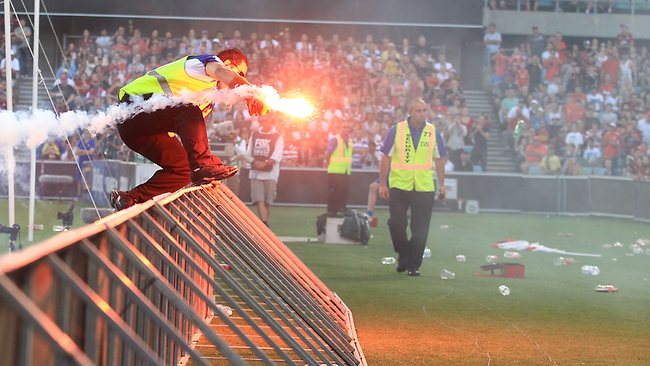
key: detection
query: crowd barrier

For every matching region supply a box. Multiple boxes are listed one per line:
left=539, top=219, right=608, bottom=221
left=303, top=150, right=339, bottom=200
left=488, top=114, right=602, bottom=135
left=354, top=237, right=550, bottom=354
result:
left=0, top=183, right=367, bottom=365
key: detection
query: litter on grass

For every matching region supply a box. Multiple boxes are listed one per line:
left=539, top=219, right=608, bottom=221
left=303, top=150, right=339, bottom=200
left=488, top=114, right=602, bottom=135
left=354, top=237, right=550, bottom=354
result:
left=503, top=251, right=522, bottom=259
left=440, top=269, right=455, bottom=280
left=493, top=239, right=602, bottom=257
left=498, top=285, right=511, bottom=296
left=485, top=255, right=499, bottom=264
left=595, top=284, right=618, bottom=293
left=553, top=257, right=576, bottom=266
left=581, top=265, right=600, bottom=276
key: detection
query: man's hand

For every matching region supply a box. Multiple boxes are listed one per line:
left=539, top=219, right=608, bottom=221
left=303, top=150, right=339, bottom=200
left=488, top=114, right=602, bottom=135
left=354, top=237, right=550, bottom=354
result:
left=252, top=160, right=267, bottom=170
left=379, top=184, right=390, bottom=201
left=437, top=186, right=447, bottom=203
left=226, top=74, right=251, bottom=89
left=246, top=97, right=268, bottom=116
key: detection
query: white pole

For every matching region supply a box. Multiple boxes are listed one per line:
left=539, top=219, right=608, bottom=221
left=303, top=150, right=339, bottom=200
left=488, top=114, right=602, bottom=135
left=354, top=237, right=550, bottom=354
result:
left=28, top=0, right=41, bottom=242
left=5, top=0, right=15, bottom=228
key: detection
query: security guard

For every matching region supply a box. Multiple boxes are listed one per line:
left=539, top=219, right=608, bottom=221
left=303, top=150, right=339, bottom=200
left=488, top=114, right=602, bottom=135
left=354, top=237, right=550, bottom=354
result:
left=326, top=122, right=353, bottom=215
left=379, top=99, right=447, bottom=277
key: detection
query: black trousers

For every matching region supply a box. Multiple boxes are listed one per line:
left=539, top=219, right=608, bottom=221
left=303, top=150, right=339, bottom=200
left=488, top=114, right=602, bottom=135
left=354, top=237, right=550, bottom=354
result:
left=327, top=173, right=350, bottom=214
left=388, top=188, right=435, bottom=271
left=116, top=104, right=222, bottom=203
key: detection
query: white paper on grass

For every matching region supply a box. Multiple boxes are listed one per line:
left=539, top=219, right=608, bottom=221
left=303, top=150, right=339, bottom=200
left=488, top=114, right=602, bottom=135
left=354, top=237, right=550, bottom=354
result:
left=494, top=240, right=602, bottom=257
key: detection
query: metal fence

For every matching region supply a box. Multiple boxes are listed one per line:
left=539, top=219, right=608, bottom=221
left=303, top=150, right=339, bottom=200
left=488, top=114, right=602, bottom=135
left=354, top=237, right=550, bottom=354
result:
left=0, top=183, right=367, bottom=365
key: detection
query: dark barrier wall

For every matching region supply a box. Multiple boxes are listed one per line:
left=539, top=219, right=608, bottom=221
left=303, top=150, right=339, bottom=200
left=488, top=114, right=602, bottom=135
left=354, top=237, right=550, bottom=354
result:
left=563, top=177, right=590, bottom=213
left=239, top=168, right=382, bottom=206
left=3, top=162, right=650, bottom=221
left=636, top=183, right=650, bottom=221
left=455, top=173, right=523, bottom=212
left=37, top=0, right=482, bottom=26
left=0, top=161, right=78, bottom=197
left=589, top=178, right=638, bottom=217
left=521, top=176, right=559, bottom=213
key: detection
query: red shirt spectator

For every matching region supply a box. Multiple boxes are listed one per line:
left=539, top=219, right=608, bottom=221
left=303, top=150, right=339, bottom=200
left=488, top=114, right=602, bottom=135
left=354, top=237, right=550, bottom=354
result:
left=76, top=29, right=94, bottom=52
left=601, top=55, right=619, bottom=87
left=616, top=24, right=634, bottom=53
left=516, top=66, right=529, bottom=90
left=563, top=98, right=586, bottom=125
left=567, top=87, right=586, bottom=103
left=553, top=33, right=567, bottom=63
left=544, top=55, right=561, bottom=82
left=526, top=137, right=548, bottom=164
left=599, top=82, right=615, bottom=95
left=511, top=48, right=526, bottom=69
left=536, top=127, right=551, bottom=145
left=601, top=123, right=621, bottom=159
left=494, top=49, right=510, bottom=78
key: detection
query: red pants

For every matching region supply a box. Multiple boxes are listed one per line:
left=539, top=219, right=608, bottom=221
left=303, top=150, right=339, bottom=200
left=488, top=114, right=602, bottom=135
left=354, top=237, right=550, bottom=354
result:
left=117, top=104, right=222, bottom=202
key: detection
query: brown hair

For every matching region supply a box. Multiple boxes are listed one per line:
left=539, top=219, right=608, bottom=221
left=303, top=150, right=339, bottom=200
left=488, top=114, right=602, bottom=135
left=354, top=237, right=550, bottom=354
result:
left=216, top=48, right=249, bottom=69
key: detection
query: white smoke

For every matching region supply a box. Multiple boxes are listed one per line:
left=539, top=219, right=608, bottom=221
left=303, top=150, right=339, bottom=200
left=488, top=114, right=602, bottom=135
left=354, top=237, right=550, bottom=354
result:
left=0, top=84, right=267, bottom=150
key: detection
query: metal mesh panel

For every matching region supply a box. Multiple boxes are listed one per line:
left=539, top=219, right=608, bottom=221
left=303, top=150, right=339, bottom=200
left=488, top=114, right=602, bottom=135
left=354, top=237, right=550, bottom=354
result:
left=0, top=182, right=366, bottom=365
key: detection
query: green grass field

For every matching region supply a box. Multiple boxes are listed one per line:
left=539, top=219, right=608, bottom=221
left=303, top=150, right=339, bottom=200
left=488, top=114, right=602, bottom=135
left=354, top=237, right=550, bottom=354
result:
left=2, top=200, right=650, bottom=365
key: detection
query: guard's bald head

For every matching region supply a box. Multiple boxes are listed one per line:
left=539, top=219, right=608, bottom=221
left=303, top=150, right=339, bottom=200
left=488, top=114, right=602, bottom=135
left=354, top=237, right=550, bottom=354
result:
left=408, top=99, right=427, bottom=114
left=408, top=99, right=428, bottom=124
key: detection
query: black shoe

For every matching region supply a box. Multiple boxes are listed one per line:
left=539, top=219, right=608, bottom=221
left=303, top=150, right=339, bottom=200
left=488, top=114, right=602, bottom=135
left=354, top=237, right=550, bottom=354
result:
left=110, top=190, right=137, bottom=211
left=191, top=164, right=238, bottom=185
left=407, top=269, right=421, bottom=277
left=396, top=256, right=408, bottom=273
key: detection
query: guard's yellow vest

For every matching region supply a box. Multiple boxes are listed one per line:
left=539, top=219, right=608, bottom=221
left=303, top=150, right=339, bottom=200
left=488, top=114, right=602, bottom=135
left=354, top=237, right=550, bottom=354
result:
left=119, top=56, right=216, bottom=118
left=389, top=120, right=437, bottom=192
left=327, top=135, right=352, bottom=175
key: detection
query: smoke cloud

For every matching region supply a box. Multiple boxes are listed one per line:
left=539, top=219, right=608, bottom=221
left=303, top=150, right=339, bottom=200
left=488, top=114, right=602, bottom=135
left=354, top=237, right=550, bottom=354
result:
left=0, top=84, right=270, bottom=149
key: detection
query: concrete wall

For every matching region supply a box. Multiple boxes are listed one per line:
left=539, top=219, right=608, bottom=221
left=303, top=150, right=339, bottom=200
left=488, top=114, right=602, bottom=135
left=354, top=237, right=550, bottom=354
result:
left=483, top=9, right=650, bottom=39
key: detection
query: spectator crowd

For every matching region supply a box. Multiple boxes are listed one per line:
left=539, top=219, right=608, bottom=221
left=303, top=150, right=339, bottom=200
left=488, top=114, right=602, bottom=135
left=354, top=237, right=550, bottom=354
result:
left=1, top=20, right=489, bottom=173
left=487, top=22, right=650, bottom=180
left=6, top=14, right=650, bottom=181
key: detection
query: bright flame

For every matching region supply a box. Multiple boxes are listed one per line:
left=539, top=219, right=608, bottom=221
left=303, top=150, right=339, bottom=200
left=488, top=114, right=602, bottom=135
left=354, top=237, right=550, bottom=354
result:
left=256, top=85, right=315, bottom=119
left=272, top=97, right=315, bottom=118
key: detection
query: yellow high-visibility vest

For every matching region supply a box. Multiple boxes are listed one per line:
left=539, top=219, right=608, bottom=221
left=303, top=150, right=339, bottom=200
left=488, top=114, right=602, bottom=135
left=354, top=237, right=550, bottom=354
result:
left=327, top=135, right=352, bottom=175
left=389, top=120, right=437, bottom=192
left=119, top=56, right=216, bottom=118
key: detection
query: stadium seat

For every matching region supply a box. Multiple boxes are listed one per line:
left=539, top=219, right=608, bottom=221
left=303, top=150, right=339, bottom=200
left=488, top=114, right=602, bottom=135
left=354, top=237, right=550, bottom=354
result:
left=592, top=167, right=607, bottom=176
left=473, top=165, right=483, bottom=173
left=582, top=167, right=593, bottom=175
left=463, top=145, right=473, bottom=154
left=528, top=165, right=544, bottom=175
